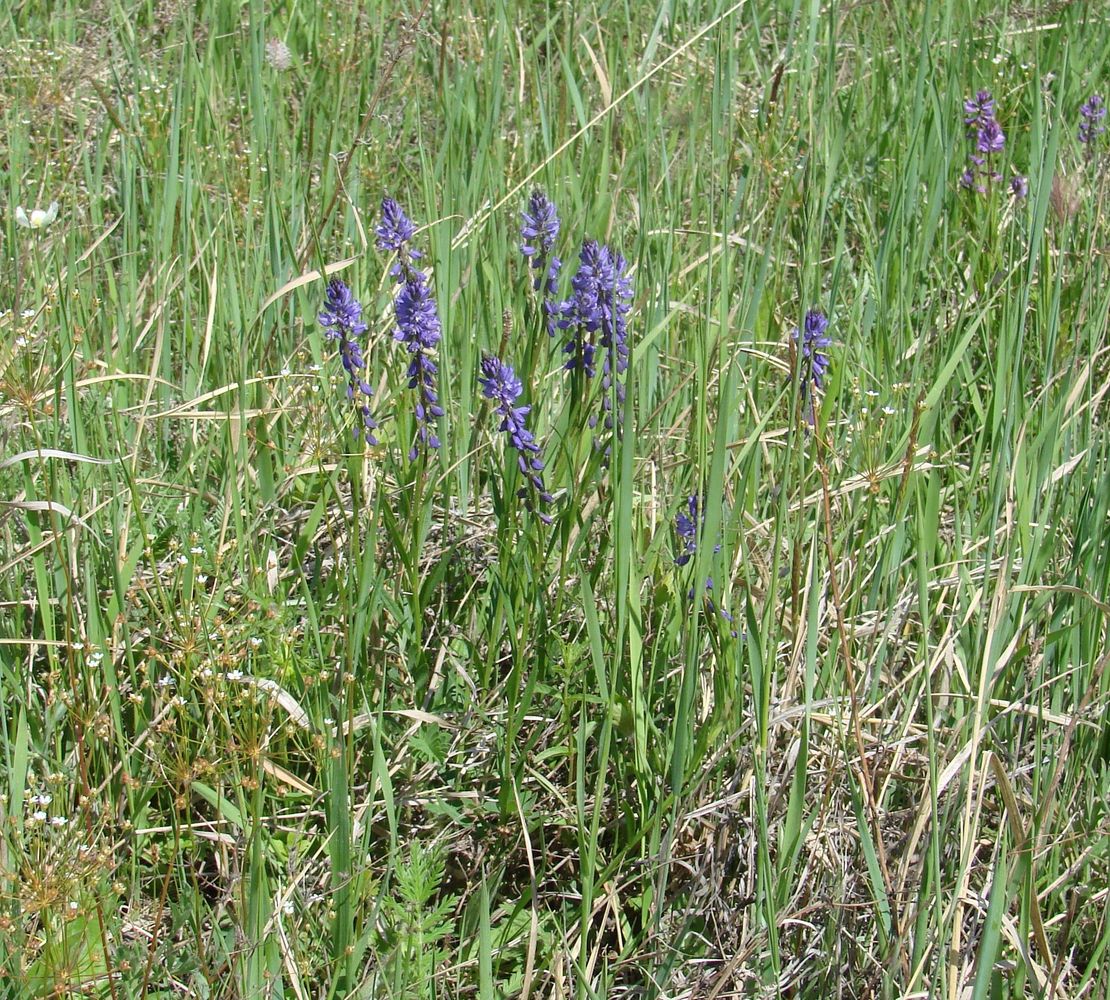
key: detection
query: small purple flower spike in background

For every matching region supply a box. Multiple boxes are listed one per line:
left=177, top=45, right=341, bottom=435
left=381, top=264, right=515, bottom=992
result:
left=376, top=197, right=443, bottom=460
left=675, top=495, right=708, bottom=567
left=1079, top=94, right=1106, bottom=154
left=791, top=309, right=831, bottom=426
left=673, top=495, right=735, bottom=634
left=520, top=190, right=562, bottom=336
left=479, top=356, right=554, bottom=523
left=318, top=279, right=378, bottom=444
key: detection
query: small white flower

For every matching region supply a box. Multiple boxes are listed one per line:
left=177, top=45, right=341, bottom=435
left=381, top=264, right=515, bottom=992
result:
left=226, top=670, right=244, bottom=681
left=882, top=405, right=896, bottom=416
left=248, top=637, right=262, bottom=648
left=280, top=367, right=291, bottom=377
left=51, top=816, right=67, bottom=827
left=32, top=810, right=47, bottom=822
left=21, top=308, right=36, bottom=318
left=177, top=554, right=188, bottom=566
left=190, top=545, right=204, bottom=555
left=14, top=337, right=27, bottom=347
left=15, top=202, right=60, bottom=229
left=282, top=899, right=295, bottom=915
left=266, top=38, right=293, bottom=71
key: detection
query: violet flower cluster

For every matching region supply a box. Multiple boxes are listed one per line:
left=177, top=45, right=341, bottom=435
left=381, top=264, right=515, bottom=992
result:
left=960, top=89, right=1005, bottom=194
left=1079, top=94, right=1106, bottom=154
left=520, top=190, right=562, bottom=336
left=791, top=309, right=831, bottom=426
left=376, top=197, right=444, bottom=460
left=478, top=356, right=554, bottom=523
left=557, top=239, right=633, bottom=432
left=959, top=89, right=1025, bottom=198
left=674, top=495, right=735, bottom=634
left=318, top=279, right=378, bottom=444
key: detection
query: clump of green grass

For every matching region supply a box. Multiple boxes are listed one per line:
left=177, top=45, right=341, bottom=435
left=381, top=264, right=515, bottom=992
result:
left=1, top=2, right=1109, bottom=998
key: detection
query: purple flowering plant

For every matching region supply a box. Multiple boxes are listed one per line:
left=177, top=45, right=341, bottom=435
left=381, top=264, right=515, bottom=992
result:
left=791, top=309, right=831, bottom=426
left=520, top=190, right=562, bottom=336
left=557, top=239, right=633, bottom=433
left=963, top=89, right=996, bottom=133
left=674, top=495, right=735, bottom=634
left=959, top=88, right=1007, bottom=195
left=1078, top=94, right=1106, bottom=156
left=478, top=355, right=554, bottom=523
left=376, top=197, right=444, bottom=460
left=318, top=279, right=378, bottom=445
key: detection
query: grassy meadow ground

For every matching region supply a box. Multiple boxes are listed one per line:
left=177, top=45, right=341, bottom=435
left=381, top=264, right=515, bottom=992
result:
left=2, top=0, right=1110, bottom=996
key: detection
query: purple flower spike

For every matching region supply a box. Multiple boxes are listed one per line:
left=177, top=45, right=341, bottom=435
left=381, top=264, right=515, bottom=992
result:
left=959, top=88, right=1013, bottom=195
left=791, top=309, right=831, bottom=425
left=976, top=119, right=1005, bottom=154
left=1079, top=94, right=1106, bottom=147
left=558, top=240, right=633, bottom=433
left=598, top=249, right=632, bottom=431
left=1010, top=174, right=1028, bottom=199
left=673, top=495, right=735, bottom=634
left=674, top=495, right=702, bottom=566
left=393, top=274, right=444, bottom=458
left=376, top=197, right=418, bottom=253
left=793, top=310, right=831, bottom=387
left=479, top=356, right=554, bottom=523
left=521, top=190, right=563, bottom=335
left=559, top=240, right=606, bottom=376
left=377, top=198, right=444, bottom=460
left=318, top=280, right=378, bottom=444
left=964, top=89, right=996, bottom=133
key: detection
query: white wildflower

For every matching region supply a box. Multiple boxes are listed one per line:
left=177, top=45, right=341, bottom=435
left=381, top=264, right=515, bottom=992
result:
left=15, top=202, right=60, bottom=229
left=266, top=38, right=293, bottom=71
